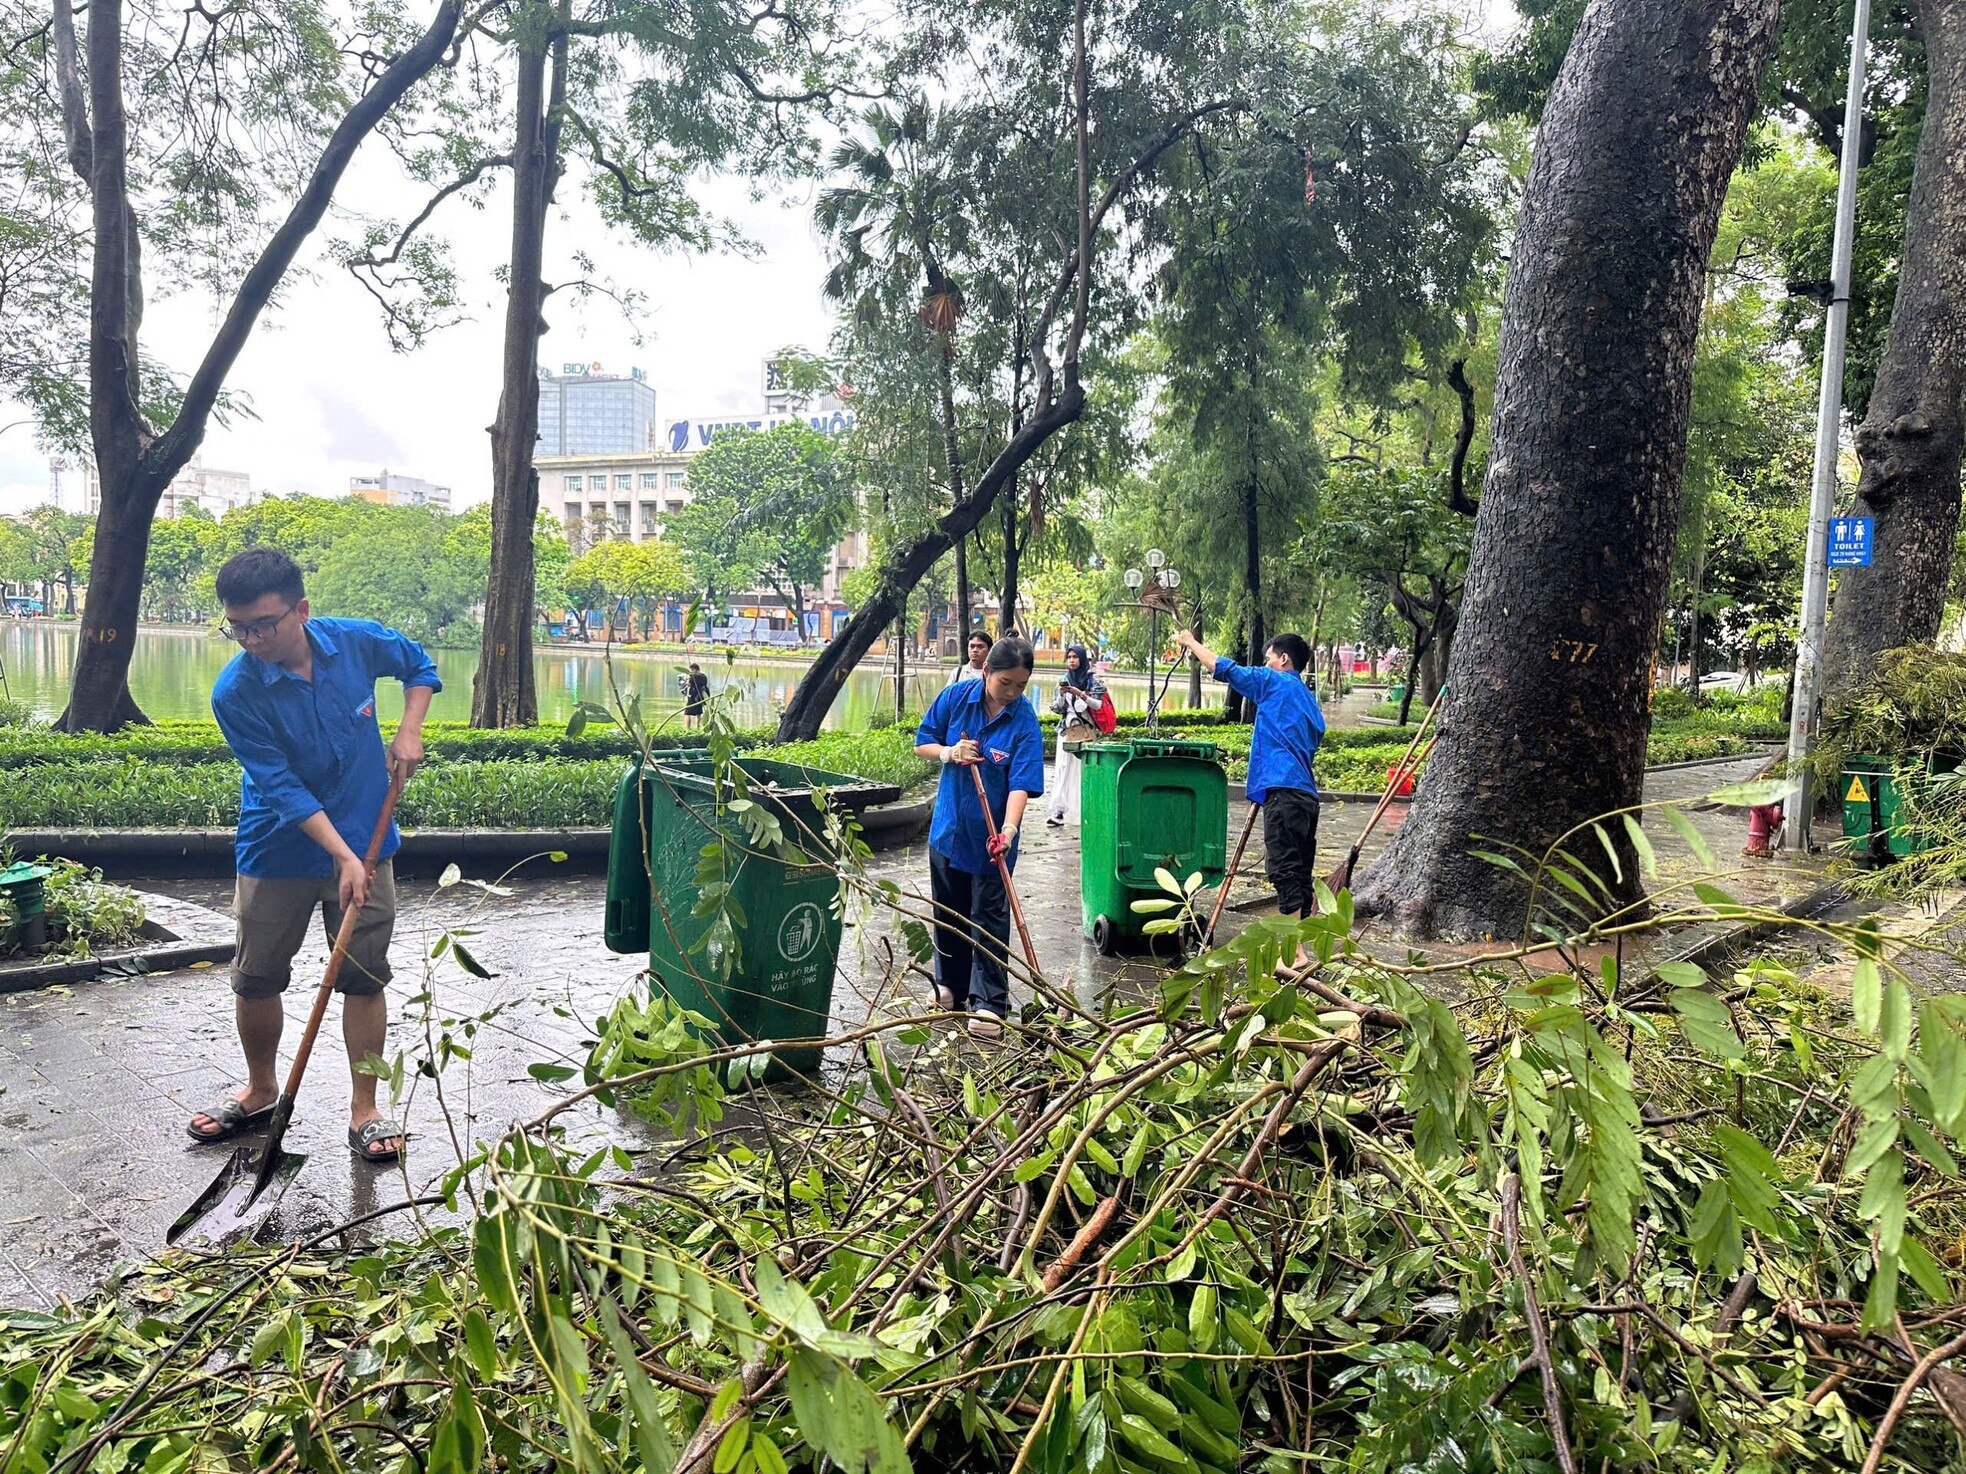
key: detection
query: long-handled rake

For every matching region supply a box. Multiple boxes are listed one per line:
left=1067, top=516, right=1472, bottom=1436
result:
left=1201, top=800, right=1260, bottom=946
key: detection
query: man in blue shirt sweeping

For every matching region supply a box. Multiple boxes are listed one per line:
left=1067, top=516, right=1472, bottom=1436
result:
left=187, top=546, right=440, bottom=1164
left=1174, top=627, right=1325, bottom=943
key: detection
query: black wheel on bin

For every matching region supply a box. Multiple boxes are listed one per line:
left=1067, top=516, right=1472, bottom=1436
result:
left=1091, top=914, right=1117, bottom=955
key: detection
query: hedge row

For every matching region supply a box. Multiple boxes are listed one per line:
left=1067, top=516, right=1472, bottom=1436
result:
left=1, top=718, right=1762, bottom=831
left=0, top=706, right=1231, bottom=769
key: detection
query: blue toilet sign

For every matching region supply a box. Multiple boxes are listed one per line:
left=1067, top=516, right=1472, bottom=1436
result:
left=1828, top=516, right=1874, bottom=567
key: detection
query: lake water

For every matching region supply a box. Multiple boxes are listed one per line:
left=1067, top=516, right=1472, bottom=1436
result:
left=0, top=622, right=1167, bottom=731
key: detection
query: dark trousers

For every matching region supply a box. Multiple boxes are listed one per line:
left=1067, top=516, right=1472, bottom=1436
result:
left=1262, top=787, right=1321, bottom=917
left=928, top=848, right=1012, bottom=1017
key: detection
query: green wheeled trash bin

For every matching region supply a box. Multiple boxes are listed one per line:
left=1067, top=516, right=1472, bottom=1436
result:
left=604, top=756, right=900, bottom=1078
left=1080, top=738, right=1229, bottom=955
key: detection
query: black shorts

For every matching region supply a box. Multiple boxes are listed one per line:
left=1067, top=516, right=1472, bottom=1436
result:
left=1261, top=787, right=1320, bottom=917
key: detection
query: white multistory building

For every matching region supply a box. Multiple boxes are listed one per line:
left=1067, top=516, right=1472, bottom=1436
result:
left=533, top=365, right=862, bottom=641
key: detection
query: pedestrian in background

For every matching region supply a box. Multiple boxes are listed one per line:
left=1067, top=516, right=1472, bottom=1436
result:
left=1047, top=644, right=1107, bottom=826
left=682, top=663, right=710, bottom=728
left=946, top=630, right=991, bottom=686
left=914, top=636, right=1045, bottom=1040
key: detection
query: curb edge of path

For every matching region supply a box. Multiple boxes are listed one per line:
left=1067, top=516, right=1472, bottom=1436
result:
left=0, top=890, right=235, bottom=994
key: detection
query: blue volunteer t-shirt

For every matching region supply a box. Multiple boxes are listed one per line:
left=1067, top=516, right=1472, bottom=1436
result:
left=916, top=678, right=1045, bottom=875
left=1213, top=657, right=1324, bottom=804
left=211, top=617, right=443, bottom=878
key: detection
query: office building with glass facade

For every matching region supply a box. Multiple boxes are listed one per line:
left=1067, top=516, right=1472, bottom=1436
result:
left=535, top=365, right=658, bottom=455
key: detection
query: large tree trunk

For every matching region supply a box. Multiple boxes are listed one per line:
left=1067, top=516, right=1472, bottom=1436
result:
left=473, top=5, right=567, bottom=728
left=56, top=0, right=461, bottom=731
left=1821, top=3, right=1966, bottom=700
left=999, top=475, right=1022, bottom=638
left=1236, top=474, right=1263, bottom=725
left=1351, top=0, right=1779, bottom=939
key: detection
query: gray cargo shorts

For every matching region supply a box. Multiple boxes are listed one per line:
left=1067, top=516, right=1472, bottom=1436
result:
left=231, top=861, right=397, bottom=999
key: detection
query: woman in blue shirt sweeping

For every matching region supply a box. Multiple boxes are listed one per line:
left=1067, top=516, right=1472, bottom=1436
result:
left=914, top=636, right=1045, bottom=1040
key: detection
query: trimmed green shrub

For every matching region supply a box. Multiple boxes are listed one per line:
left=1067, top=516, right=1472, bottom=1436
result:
left=754, top=728, right=937, bottom=792
left=1649, top=686, right=1698, bottom=720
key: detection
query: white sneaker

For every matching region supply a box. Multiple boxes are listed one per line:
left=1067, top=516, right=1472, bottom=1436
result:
left=966, top=1010, right=1005, bottom=1042
left=933, top=984, right=957, bottom=1012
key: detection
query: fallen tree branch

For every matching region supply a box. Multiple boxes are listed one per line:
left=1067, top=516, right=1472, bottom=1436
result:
left=1862, top=1328, right=1966, bottom=1474
left=1499, top=1172, right=1578, bottom=1474
left=1041, top=1195, right=1121, bottom=1292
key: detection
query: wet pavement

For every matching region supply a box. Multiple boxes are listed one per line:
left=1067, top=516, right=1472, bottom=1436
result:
left=0, top=750, right=1803, bottom=1306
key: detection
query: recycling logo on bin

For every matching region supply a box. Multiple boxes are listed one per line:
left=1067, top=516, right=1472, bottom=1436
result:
left=777, top=902, right=825, bottom=963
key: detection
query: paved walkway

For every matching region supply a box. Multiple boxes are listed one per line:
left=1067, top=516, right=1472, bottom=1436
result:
left=0, top=751, right=1804, bottom=1306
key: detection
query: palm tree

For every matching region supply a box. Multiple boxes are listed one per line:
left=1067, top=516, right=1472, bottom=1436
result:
left=816, top=100, right=976, bottom=653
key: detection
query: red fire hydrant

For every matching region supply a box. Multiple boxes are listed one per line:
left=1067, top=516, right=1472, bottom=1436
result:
left=1743, top=802, right=1783, bottom=858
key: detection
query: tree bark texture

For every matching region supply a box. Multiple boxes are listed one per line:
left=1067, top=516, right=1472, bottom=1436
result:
left=1237, top=472, right=1265, bottom=725
left=473, top=9, right=566, bottom=728
left=999, top=477, right=1021, bottom=638
left=1821, top=1, right=1966, bottom=700
left=56, top=1, right=461, bottom=731
left=1350, top=0, right=1779, bottom=939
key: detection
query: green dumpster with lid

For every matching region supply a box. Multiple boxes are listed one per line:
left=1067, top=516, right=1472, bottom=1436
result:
left=1840, top=754, right=1935, bottom=864
left=1079, top=737, right=1229, bottom=954
left=605, top=756, right=900, bottom=1078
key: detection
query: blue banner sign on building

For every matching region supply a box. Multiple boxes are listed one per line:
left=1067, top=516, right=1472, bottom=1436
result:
left=668, top=410, right=857, bottom=453
left=1827, top=515, right=1875, bottom=568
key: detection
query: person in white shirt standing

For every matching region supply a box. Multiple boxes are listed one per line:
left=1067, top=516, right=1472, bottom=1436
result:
left=946, top=630, right=991, bottom=686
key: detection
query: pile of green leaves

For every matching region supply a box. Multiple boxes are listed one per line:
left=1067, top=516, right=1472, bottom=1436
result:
left=4, top=842, right=1962, bottom=1473
left=0, top=855, right=147, bottom=961
left=1818, top=647, right=1966, bottom=785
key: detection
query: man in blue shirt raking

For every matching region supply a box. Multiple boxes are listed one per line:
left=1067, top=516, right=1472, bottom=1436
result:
left=1174, top=626, right=1325, bottom=963
left=187, top=547, right=439, bottom=1164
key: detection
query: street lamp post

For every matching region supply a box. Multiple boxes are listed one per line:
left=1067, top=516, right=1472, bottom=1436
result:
left=1784, top=0, right=1872, bottom=851
left=1124, top=559, right=1182, bottom=729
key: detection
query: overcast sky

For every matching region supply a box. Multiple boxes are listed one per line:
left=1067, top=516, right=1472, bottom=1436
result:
left=0, top=1, right=1520, bottom=517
